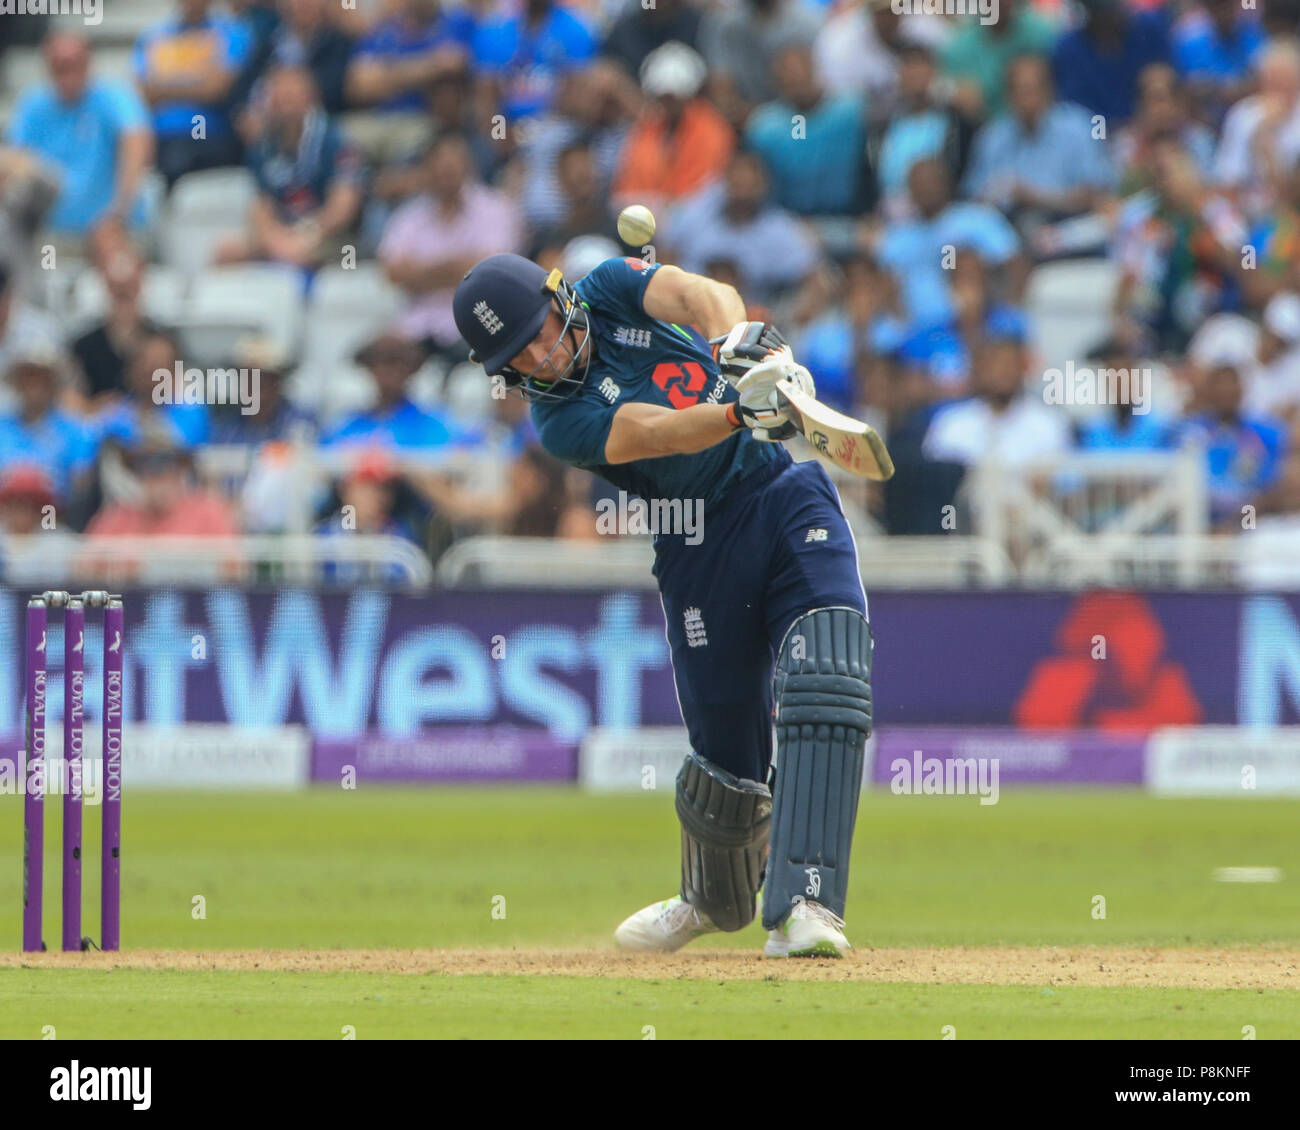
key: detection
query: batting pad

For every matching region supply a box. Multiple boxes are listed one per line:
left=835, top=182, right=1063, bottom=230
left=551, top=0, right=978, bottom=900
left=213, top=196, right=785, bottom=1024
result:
left=762, top=606, right=873, bottom=930
left=676, top=752, right=772, bottom=932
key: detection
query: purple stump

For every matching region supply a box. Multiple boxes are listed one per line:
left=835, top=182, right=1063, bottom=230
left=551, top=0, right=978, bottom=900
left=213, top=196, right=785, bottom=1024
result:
left=22, top=599, right=47, bottom=952
left=100, top=599, right=123, bottom=951
left=62, top=599, right=85, bottom=952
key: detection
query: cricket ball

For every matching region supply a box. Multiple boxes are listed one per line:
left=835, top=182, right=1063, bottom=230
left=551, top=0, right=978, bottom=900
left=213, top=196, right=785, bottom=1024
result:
left=617, top=204, right=656, bottom=248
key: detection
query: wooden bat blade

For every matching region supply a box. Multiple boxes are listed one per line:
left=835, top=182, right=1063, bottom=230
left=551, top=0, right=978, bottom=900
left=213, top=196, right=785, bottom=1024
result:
left=775, top=379, right=895, bottom=481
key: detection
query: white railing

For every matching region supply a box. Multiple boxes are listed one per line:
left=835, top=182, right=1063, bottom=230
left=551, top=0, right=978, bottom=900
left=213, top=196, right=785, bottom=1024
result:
left=1052, top=529, right=1300, bottom=589
left=856, top=535, right=1014, bottom=587
left=969, top=449, right=1209, bottom=586
left=435, top=536, right=656, bottom=588
left=435, top=533, right=1013, bottom=589
left=0, top=535, right=433, bottom=587
left=28, top=444, right=1281, bottom=590
left=193, top=441, right=500, bottom=536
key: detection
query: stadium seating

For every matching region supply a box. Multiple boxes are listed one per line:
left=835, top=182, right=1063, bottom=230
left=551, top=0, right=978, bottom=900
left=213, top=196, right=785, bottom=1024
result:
left=302, top=264, right=404, bottom=369
left=1025, top=258, right=1120, bottom=376
left=160, top=168, right=258, bottom=277
left=68, top=263, right=188, bottom=334
left=183, top=263, right=305, bottom=361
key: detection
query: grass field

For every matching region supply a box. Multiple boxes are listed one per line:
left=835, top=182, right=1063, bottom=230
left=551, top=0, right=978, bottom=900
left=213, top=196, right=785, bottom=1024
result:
left=1, top=787, right=1298, bottom=1038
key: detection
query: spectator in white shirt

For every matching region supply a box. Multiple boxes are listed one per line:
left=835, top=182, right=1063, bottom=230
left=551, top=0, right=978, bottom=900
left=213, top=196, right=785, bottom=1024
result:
left=1213, top=38, right=1300, bottom=219
left=1189, top=292, right=1300, bottom=426
left=923, top=309, right=1072, bottom=469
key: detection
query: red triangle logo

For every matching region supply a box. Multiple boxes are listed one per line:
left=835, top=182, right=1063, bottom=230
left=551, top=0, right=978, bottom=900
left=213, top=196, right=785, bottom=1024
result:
left=1014, top=592, right=1202, bottom=732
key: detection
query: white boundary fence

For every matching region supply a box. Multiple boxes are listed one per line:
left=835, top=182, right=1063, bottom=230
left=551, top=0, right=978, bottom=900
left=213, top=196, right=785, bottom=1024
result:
left=1, top=534, right=433, bottom=588
left=8, top=446, right=1288, bottom=590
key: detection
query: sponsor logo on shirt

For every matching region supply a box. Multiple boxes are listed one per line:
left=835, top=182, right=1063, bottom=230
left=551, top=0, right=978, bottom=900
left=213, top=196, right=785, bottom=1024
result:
left=598, top=377, right=620, bottom=403
left=652, top=361, right=709, bottom=410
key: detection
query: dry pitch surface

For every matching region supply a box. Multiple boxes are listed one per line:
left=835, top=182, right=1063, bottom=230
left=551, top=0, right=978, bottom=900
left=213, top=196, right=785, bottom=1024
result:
left=3, top=789, right=1298, bottom=1036
left=4, top=945, right=1298, bottom=990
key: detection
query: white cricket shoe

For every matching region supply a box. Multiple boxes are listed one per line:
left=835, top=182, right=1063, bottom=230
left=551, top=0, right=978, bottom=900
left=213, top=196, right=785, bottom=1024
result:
left=615, top=896, right=720, bottom=952
left=764, top=900, right=850, bottom=958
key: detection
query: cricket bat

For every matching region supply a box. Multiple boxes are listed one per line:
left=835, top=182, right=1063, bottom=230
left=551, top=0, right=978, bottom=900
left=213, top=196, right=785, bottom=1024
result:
left=775, top=379, right=895, bottom=481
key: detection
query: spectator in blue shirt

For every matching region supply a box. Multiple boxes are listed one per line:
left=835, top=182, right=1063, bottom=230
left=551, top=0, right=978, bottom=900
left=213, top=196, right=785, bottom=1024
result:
left=345, top=0, right=474, bottom=162
left=874, top=157, right=1027, bottom=334
left=965, top=55, right=1115, bottom=224
left=322, top=332, right=460, bottom=451
left=1074, top=339, right=1180, bottom=452
left=134, top=0, right=254, bottom=184
left=0, top=342, right=98, bottom=511
left=349, top=0, right=474, bottom=113
left=314, top=449, right=429, bottom=584
left=234, top=0, right=356, bottom=116
left=877, top=42, right=977, bottom=219
left=1183, top=359, right=1288, bottom=527
left=208, top=337, right=317, bottom=445
left=668, top=149, right=822, bottom=308
left=515, top=61, right=636, bottom=232
left=1173, top=0, right=1266, bottom=124
left=96, top=328, right=210, bottom=451
left=231, top=0, right=280, bottom=56
left=744, top=43, right=874, bottom=217
left=1052, top=0, right=1171, bottom=126
left=8, top=34, right=153, bottom=238
left=215, top=65, right=364, bottom=271
left=602, top=0, right=703, bottom=79
left=473, top=0, right=596, bottom=121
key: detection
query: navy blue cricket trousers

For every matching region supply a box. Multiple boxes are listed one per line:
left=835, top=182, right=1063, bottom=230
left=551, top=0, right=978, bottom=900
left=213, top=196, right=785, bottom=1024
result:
left=652, top=454, right=868, bottom=784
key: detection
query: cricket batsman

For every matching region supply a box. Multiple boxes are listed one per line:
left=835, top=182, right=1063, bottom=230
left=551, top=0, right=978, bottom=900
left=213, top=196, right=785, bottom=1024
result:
left=452, top=252, right=872, bottom=957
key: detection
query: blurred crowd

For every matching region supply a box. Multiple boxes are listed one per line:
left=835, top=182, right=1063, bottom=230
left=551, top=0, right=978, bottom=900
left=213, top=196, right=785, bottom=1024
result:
left=3, top=0, right=1300, bottom=576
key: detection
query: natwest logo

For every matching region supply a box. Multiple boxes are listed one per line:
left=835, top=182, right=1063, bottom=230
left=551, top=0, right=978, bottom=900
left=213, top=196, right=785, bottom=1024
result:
left=651, top=361, right=708, bottom=410
left=1014, top=592, right=1202, bottom=731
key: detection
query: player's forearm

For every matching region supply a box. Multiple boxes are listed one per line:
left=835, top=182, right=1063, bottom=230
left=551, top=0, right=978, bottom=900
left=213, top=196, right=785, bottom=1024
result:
left=643, top=265, right=746, bottom=339
left=605, top=402, right=738, bottom=463
left=684, top=277, right=747, bottom=339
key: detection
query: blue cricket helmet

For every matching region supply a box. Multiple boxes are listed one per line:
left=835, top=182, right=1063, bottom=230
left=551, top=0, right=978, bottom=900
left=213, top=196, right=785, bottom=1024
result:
left=453, top=253, right=552, bottom=375
left=453, top=252, right=591, bottom=400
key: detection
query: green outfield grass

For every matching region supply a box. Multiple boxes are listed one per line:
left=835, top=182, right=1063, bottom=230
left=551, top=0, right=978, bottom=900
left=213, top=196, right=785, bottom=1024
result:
left=3, top=970, right=1296, bottom=1040
left=1, top=787, right=1297, bottom=1038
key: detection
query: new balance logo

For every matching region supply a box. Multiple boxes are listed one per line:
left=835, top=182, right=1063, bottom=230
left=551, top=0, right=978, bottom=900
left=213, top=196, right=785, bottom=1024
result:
left=684, top=607, right=708, bottom=648
left=805, top=528, right=828, bottom=543
left=473, top=301, right=504, bottom=335
left=613, top=326, right=652, bottom=348
left=598, top=377, right=620, bottom=403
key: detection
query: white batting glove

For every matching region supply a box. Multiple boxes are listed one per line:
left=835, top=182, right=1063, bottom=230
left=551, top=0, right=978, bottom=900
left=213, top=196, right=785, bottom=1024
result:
left=734, top=356, right=815, bottom=439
